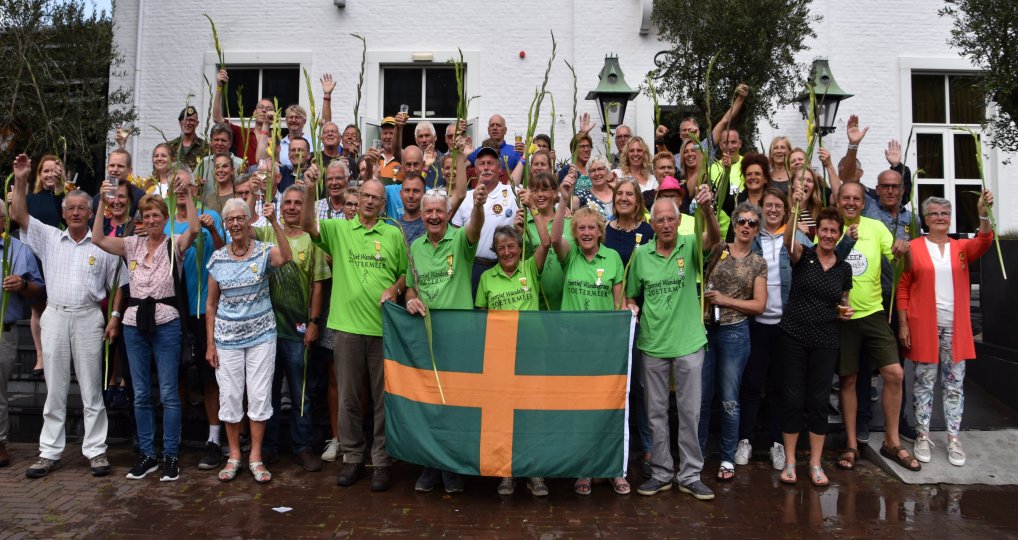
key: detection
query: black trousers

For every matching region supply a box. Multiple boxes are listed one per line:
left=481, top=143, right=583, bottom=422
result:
left=782, top=331, right=838, bottom=435
left=739, top=320, right=783, bottom=444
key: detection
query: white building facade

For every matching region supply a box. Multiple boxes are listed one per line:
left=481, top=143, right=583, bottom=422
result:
left=111, top=0, right=1017, bottom=232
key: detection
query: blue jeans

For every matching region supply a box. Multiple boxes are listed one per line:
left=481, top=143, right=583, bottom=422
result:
left=123, top=319, right=182, bottom=458
left=698, top=320, right=751, bottom=464
left=265, top=339, right=313, bottom=454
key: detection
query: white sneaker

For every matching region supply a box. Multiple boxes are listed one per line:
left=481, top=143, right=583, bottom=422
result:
left=321, top=438, right=341, bottom=462
left=770, top=443, right=786, bottom=471
left=734, top=439, right=752, bottom=465
left=947, top=438, right=966, bottom=467
left=913, top=435, right=934, bottom=463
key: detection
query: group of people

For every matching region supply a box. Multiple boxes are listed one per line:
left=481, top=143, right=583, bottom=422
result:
left=0, top=75, right=996, bottom=503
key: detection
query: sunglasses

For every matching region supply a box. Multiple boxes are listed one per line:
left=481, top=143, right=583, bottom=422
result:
left=736, top=217, right=759, bottom=227
left=426, top=188, right=448, bottom=196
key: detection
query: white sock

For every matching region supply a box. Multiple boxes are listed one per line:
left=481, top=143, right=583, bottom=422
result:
left=208, top=424, right=222, bottom=445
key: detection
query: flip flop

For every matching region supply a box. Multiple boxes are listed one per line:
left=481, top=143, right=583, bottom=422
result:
left=809, top=465, right=829, bottom=487
left=779, top=463, right=797, bottom=485
left=717, top=462, right=735, bottom=482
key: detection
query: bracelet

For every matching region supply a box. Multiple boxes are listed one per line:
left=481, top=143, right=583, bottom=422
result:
left=111, top=310, right=122, bottom=319
left=323, top=97, right=331, bottom=101
left=847, top=144, right=859, bottom=150
left=19, top=278, right=28, bottom=291
left=979, top=215, right=990, bottom=221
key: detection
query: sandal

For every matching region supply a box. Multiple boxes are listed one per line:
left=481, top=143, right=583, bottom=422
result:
left=779, top=463, right=797, bottom=485
left=880, top=444, right=922, bottom=472
left=574, top=477, right=592, bottom=495
left=611, top=477, right=631, bottom=495
left=717, top=461, right=735, bottom=482
left=836, top=448, right=858, bottom=471
left=809, top=465, right=829, bottom=487
left=249, top=460, right=272, bottom=484
left=218, top=459, right=242, bottom=482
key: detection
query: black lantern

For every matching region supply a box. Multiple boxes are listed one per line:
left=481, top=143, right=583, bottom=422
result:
left=585, top=55, right=639, bottom=132
left=796, top=59, right=852, bottom=137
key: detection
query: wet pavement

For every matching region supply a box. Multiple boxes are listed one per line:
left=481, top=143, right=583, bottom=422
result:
left=2, top=442, right=1018, bottom=538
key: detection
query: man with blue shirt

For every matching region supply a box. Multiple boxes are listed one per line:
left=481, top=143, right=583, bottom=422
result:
left=0, top=199, right=44, bottom=468
left=165, top=178, right=228, bottom=470
left=468, top=115, right=521, bottom=171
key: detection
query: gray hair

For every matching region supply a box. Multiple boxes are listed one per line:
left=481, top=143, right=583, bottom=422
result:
left=282, top=184, right=306, bottom=198
left=62, top=189, right=93, bottom=209
left=921, top=196, right=952, bottom=217
left=173, top=163, right=194, bottom=184
left=415, top=121, right=436, bottom=137
left=222, top=197, right=251, bottom=219
left=421, top=188, right=450, bottom=212
left=651, top=198, right=681, bottom=222
left=490, top=224, right=524, bottom=253
left=734, top=201, right=762, bottom=222
left=326, top=158, right=350, bottom=178
left=586, top=154, right=611, bottom=172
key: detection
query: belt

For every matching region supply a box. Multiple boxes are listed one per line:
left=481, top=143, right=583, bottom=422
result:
left=48, top=303, right=100, bottom=313
left=474, top=257, right=497, bottom=267
left=2, top=323, right=12, bottom=332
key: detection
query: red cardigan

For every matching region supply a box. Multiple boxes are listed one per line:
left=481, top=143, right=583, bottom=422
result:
left=897, top=231, right=993, bottom=364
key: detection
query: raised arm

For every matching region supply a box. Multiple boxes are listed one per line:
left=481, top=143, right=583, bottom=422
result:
left=212, top=69, right=228, bottom=124
left=785, top=186, right=805, bottom=264
left=301, top=166, right=321, bottom=240
left=91, top=182, right=126, bottom=257
left=320, top=74, right=334, bottom=124
left=818, top=147, right=841, bottom=204
left=711, top=84, right=749, bottom=144
left=694, top=184, right=720, bottom=250
left=263, top=203, right=293, bottom=267
left=550, top=171, right=576, bottom=262
left=464, top=183, right=487, bottom=245
left=174, top=179, right=201, bottom=253
left=10, top=154, right=31, bottom=231
left=448, top=135, right=473, bottom=217
left=839, top=114, right=868, bottom=183
left=392, top=112, right=406, bottom=163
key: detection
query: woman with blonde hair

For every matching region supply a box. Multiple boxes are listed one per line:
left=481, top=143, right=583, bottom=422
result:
left=768, top=136, right=793, bottom=187
left=614, top=136, right=657, bottom=195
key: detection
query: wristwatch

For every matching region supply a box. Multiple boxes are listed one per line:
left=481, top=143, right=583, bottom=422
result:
left=309, top=317, right=322, bottom=325
left=111, top=310, right=122, bottom=319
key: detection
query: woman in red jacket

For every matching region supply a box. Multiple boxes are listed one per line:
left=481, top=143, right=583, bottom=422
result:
left=897, top=190, right=994, bottom=468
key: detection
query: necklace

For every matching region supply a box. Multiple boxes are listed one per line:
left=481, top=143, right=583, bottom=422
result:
left=230, top=241, right=250, bottom=258
left=614, top=218, right=640, bottom=233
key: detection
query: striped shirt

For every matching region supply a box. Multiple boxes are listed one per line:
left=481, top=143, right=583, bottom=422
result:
left=206, top=240, right=277, bottom=349
left=21, top=216, right=124, bottom=306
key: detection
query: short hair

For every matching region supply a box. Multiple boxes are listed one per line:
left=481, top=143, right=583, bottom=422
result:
left=733, top=201, right=762, bottom=223
left=282, top=184, right=306, bottom=199
left=586, top=154, right=611, bottom=172
left=414, top=121, right=436, bottom=137
left=761, top=187, right=790, bottom=223
left=289, top=137, right=310, bottom=150
left=838, top=181, right=865, bottom=199
left=569, top=133, right=593, bottom=155
left=210, top=123, right=233, bottom=141
left=33, top=154, right=63, bottom=194
left=421, top=187, right=450, bottom=212
left=402, top=173, right=426, bottom=188
left=570, top=206, right=607, bottom=244
left=533, top=134, right=552, bottom=148
left=343, top=123, right=360, bottom=135
left=653, top=150, right=675, bottom=167
left=615, top=124, right=632, bottom=135
left=109, top=148, right=132, bottom=168
left=343, top=186, right=360, bottom=199
left=173, top=163, right=194, bottom=184
left=490, top=225, right=524, bottom=253
left=679, top=117, right=701, bottom=130
left=222, top=197, right=251, bottom=219
left=817, top=206, right=845, bottom=231
left=651, top=198, right=681, bottom=221
left=921, top=196, right=952, bottom=217
left=235, top=172, right=253, bottom=187
left=612, top=176, right=648, bottom=220
left=360, top=178, right=387, bottom=203
left=740, top=152, right=771, bottom=185
left=62, top=189, right=92, bottom=209
left=285, top=104, right=307, bottom=119
left=137, top=194, right=169, bottom=218
left=326, top=158, right=351, bottom=177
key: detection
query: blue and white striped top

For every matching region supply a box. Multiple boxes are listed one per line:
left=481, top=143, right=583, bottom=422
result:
left=207, top=240, right=277, bottom=349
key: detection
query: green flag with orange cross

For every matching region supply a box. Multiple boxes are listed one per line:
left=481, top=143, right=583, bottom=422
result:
left=382, top=303, right=634, bottom=478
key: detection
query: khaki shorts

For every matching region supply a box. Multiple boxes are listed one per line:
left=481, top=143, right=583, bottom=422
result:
left=837, top=311, right=899, bottom=377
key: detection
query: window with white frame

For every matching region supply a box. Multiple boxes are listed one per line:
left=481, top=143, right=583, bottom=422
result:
left=910, top=72, right=985, bottom=234
left=219, top=66, right=301, bottom=122
left=380, top=65, right=467, bottom=153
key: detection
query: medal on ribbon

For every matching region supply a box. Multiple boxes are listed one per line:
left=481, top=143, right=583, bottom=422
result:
left=520, top=276, right=528, bottom=292
left=447, top=255, right=454, bottom=277
left=250, top=263, right=259, bottom=274
left=635, top=233, right=643, bottom=244
left=129, top=260, right=137, bottom=271
left=298, top=250, right=306, bottom=263
left=88, top=255, right=96, bottom=266
left=374, top=241, right=382, bottom=260
left=677, top=257, right=685, bottom=277
left=595, top=268, right=604, bottom=287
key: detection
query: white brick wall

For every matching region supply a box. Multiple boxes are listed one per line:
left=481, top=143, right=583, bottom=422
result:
left=112, top=0, right=1017, bottom=230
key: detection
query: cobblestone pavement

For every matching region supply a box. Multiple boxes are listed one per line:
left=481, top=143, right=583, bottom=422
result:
left=1, top=442, right=1017, bottom=538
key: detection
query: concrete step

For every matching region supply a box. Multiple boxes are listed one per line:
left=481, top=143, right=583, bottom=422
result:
left=862, top=431, right=1018, bottom=486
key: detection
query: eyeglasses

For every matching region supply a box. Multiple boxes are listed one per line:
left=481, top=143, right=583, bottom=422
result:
left=877, top=183, right=902, bottom=191
left=360, top=192, right=383, bottom=202
left=763, top=203, right=784, bottom=210
left=344, top=201, right=359, bottom=208
left=736, top=217, right=760, bottom=227
left=926, top=211, right=951, bottom=218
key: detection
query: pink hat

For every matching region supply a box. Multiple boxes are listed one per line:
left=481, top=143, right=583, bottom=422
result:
left=658, top=175, right=682, bottom=192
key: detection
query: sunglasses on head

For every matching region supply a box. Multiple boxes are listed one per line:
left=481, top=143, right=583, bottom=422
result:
left=736, top=217, right=759, bottom=227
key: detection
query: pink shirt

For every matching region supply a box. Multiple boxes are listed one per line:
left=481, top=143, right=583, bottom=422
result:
left=123, top=236, right=178, bottom=327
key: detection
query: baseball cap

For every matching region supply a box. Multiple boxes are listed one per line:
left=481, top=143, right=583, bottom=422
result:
left=380, top=116, right=396, bottom=127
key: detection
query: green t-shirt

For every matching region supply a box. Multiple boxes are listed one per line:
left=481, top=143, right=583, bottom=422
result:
left=525, top=215, right=572, bottom=311
left=842, top=216, right=893, bottom=319
left=314, top=216, right=408, bottom=336
left=560, top=244, right=625, bottom=311
left=475, top=257, right=542, bottom=311
left=407, top=226, right=477, bottom=310
left=255, top=227, right=332, bottom=342
left=625, top=235, right=706, bottom=357
left=708, top=155, right=745, bottom=240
